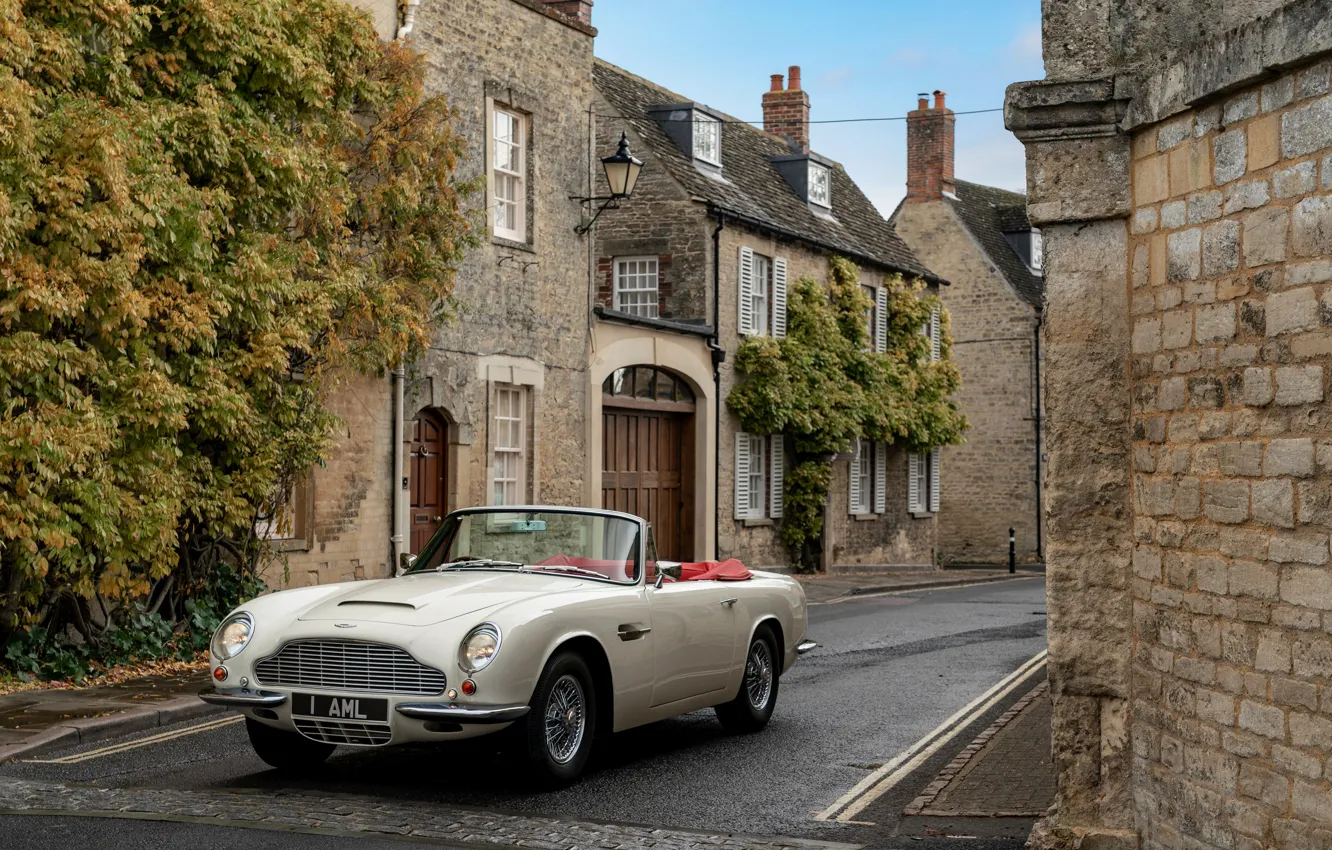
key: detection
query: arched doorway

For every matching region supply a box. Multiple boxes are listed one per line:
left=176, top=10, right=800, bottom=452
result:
left=409, top=409, right=449, bottom=554
left=601, top=366, right=696, bottom=561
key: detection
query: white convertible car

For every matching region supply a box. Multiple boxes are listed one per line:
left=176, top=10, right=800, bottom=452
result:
left=201, top=506, right=814, bottom=784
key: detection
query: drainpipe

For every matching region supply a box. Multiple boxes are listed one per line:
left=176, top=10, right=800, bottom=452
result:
left=396, top=0, right=421, bottom=38
left=1033, top=316, right=1043, bottom=562
left=709, top=213, right=726, bottom=561
left=392, top=364, right=407, bottom=570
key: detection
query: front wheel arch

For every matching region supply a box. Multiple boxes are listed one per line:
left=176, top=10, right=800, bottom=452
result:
left=752, top=616, right=785, bottom=672
left=539, top=635, right=614, bottom=741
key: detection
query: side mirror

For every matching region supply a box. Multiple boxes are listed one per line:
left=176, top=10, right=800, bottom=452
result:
left=397, top=552, right=418, bottom=577
left=654, top=560, right=682, bottom=589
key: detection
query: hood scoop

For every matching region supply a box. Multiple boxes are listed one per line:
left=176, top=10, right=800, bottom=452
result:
left=338, top=600, right=417, bottom=610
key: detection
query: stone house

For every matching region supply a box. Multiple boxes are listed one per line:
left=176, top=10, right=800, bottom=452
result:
left=591, top=62, right=946, bottom=570
left=892, top=91, right=1046, bottom=566
left=1006, top=1, right=1332, bottom=848
left=263, top=0, right=597, bottom=588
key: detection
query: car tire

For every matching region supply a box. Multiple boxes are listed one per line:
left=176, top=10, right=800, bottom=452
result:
left=525, top=651, right=597, bottom=786
left=715, top=626, right=780, bottom=734
left=245, top=717, right=335, bottom=772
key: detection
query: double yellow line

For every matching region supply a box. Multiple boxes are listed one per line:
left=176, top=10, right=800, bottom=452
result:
left=25, top=714, right=243, bottom=765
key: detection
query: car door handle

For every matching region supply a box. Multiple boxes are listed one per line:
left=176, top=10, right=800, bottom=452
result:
left=720, top=598, right=737, bottom=607
left=617, top=624, right=651, bottom=641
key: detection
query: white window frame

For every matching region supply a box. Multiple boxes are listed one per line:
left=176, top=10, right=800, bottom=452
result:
left=850, top=438, right=872, bottom=515
left=808, top=162, right=831, bottom=207
left=1030, top=229, right=1043, bottom=272
left=735, top=432, right=784, bottom=520
left=490, top=105, right=526, bottom=243
left=753, top=254, right=771, bottom=337
left=492, top=386, right=527, bottom=506
left=693, top=111, right=721, bottom=165
left=909, top=450, right=940, bottom=514
left=613, top=256, right=659, bottom=318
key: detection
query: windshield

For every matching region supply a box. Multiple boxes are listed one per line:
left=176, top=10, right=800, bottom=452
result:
left=409, top=510, right=642, bottom=584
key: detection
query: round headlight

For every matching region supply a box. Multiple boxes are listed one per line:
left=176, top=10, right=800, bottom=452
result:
left=459, top=624, right=501, bottom=673
left=211, top=614, right=253, bottom=661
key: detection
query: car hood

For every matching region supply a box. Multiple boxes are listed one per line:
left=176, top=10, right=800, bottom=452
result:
left=296, top=570, right=590, bottom=627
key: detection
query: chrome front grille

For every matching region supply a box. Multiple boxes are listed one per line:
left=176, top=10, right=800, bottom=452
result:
left=294, top=718, right=392, bottom=746
left=255, top=640, right=446, bottom=695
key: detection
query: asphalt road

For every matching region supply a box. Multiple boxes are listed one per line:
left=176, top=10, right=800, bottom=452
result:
left=1, top=576, right=1048, bottom=850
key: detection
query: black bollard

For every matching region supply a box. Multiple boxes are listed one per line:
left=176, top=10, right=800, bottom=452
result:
left=1009, top=527, right=1016, bottom=573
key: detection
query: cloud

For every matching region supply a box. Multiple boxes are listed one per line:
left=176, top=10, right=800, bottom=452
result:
left=818, top=66, right=853, bottom=89
left=884, top=47, right=929, bottom=68
left=1002, top=22, right=1042, bottom=64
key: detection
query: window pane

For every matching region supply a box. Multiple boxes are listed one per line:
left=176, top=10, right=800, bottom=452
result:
left=809, top=163, right=830, bottom=206
left=614, top=257, right=659, bottom=318
left=634, top=366, right=655, bottom=400
left=693, top=113, right=719, bottom=163
left=655, top=371, right=674, bottom=401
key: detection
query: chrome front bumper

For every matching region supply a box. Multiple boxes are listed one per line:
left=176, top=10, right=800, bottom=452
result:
left=395, top=703, right=530, bottom=724
left=199, top=687, right=288, bottom=708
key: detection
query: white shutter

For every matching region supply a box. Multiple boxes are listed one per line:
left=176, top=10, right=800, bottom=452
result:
left=874, top=441, right=887, bottom=514
left=772, top=257, right=788, bottom=338
left=849, top=438, right=862, bottom=514
left=875, top=287, right=888, bottom=353
left=734, top=431, right=750, bottom=519
left=930, top=448, right=941, bottom=513
left=769, top=435, right=784, bottom=518
left=930, top=307, right=942, bottom=360
left=738, top=247, right=755, bottom=336
left=908, top=452, right=921, bottom=512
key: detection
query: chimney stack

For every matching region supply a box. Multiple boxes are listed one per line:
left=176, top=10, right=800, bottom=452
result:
left=762, top=64, right=811, bottom=152
left=538, top=0, right=593, bottom=26
left=905, top=89, right=955, bottom=202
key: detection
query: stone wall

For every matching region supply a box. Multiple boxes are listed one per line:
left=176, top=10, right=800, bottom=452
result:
left=714, top=227, right=937, bottom=570
left=1128, top=62, right=1332, bottom=850
left=405, top=0, right=594, bottom=511
left=893, top=200, right=1043, bottom=565
left=267, top=373, right=395, bottom=589
left=1008, top=1, right=1332, bottom=848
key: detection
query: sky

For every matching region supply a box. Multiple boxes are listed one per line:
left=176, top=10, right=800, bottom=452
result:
left=592, top=0, right=1044, bottom=216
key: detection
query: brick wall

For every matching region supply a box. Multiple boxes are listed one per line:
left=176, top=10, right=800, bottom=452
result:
left=906, top=92, right=955, bottom=202
left=893, top=201, right=1043, bottom=565
left=1128, top=59, right=1332, bottom=850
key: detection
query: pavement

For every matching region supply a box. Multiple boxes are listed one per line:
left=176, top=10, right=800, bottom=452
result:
left=795, top=566, right=1044, bottom=605
left=1, top=577, right=1053, bottom=850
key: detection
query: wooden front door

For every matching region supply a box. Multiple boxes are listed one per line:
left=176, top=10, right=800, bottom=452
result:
left=601, top=367, right=697, bottom=562
left=409, top=411, right=448, bottom=554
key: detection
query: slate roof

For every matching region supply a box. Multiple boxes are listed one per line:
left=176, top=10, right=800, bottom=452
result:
left=593, top=60, right=938, bottom=283
left=948, top=180, right=1045, bottom=310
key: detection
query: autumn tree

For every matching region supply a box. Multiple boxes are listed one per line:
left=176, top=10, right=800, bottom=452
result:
left=0, top=0, right=474, bottom=658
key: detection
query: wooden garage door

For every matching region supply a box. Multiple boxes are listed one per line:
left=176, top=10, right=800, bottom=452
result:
left=602, top=367, right=695, bottom=562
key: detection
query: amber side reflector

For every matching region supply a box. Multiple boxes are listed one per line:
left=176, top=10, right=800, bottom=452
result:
left=460, top=679, right=476, bottom=695
left=213, top=666, right=227, bottom=681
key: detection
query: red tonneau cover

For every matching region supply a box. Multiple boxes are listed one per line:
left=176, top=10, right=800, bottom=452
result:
left=532, top=555, right=753, bottom=582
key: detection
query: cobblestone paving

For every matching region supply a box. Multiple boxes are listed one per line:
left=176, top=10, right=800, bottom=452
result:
left=904, top=682, right=1053, bottom=818
left=0, top=778, right=861, bottom=850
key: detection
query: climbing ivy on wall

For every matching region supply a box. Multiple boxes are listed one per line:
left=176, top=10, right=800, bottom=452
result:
left=727, top=257, right=967, bottom=570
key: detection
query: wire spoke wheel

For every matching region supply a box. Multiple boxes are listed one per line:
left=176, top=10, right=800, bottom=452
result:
left=744, top=639, right=773, bottom=711
left=543, top=674, right=586, bottom=764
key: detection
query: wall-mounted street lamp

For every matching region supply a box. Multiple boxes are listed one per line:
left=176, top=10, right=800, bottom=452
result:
left=572, top=132, right=644, bottom=235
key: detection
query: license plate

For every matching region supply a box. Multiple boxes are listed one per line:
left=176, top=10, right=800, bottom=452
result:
left=292, top=692, right=389, bottom=723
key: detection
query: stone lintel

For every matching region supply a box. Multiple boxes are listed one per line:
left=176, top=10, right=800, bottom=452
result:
left=1005, top=78, right=1127, bottom=142
left=1125, top=0, right=1332, bottom=130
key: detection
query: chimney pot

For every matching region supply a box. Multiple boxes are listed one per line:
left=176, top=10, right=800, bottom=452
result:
left=906, top=89, right=955, bottom=202
left=761, top=64, right=811, bottom=152
left=917, top=95, right=929, bottom=110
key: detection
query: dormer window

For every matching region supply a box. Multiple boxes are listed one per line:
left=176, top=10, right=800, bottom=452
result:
left=1003, top=228, right=1044, bottom=275
left=808, top=162, right=831, bottom=208
left=693, top=112, right=720, bottom=165
left=772, top=154, right=835, bottom=215
left=648, top=102, right=724, bottom=176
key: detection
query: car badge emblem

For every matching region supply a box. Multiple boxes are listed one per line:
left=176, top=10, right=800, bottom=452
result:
left=334, top=623, right=357, bottom=628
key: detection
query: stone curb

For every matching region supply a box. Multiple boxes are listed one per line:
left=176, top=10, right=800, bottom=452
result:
left=0, top=694, right=223, bottom=763
left=903, top=680, right=1050, bottom=817
left=841, top=573, right=1041, bottom=598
